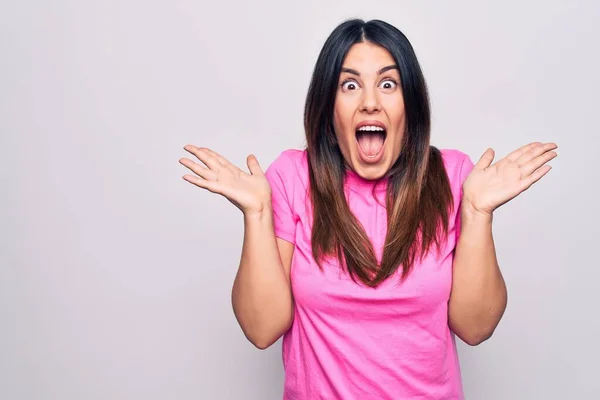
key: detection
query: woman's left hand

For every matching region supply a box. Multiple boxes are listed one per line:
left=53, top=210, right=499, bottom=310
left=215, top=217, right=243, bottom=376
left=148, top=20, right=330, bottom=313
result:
left=462, top=142, right=558, bottom=216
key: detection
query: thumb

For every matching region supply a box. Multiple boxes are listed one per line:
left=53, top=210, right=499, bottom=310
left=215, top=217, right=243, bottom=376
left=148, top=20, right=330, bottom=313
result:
left=246, top=154, right=264, bottom=176
left=475, top=148, right=495, bottom=170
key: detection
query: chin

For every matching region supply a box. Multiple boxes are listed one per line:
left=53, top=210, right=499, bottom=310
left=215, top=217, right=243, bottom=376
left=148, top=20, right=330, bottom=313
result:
left=351, top=156, right=390, bottom=181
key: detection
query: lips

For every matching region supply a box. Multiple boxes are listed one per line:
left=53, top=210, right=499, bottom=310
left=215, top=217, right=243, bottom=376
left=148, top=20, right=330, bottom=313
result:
left=355, top=120, right=387, bottom=131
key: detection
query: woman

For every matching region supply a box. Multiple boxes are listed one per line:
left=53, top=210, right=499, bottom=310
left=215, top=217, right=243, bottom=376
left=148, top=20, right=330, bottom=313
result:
left=179, top=19, right=557, bottom=400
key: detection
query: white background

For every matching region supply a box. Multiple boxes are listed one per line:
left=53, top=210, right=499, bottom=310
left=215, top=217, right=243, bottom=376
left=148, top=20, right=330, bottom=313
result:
left=1, top=0, right=598, bottom=398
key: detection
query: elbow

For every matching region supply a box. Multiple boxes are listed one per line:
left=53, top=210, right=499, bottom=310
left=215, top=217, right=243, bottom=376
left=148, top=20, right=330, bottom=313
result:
left=450, top=314, right=499, bottom=346
left=246, top=323, right=290, bottom=350
left=237, top=312, right=294, bottom=351
left=231, top=293, right=294, bottom=351
left=451, top=295, right=508, bottom=347
left=460, top=329, right=494, bottom=346
left=250, top=336, right=279, bottom=350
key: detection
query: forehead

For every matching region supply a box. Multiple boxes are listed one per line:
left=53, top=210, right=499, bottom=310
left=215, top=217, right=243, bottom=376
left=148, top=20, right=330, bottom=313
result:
left=342, top=42, right=396, bottom=70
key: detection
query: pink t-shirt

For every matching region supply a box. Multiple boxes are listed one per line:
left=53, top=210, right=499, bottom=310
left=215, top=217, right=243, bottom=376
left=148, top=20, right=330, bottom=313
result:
left=264, top=148, right=474, bottom=400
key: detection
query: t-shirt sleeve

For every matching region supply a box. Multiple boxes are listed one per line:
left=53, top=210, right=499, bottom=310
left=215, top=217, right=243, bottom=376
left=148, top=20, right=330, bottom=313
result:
left=264, top=152, right=297, bottom=245
left=454, top=153, right=475, bottom=243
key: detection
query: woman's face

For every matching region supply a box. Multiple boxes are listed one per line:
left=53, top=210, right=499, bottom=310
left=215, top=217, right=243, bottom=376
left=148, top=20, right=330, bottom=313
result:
left=333, top=41, right=406, bottom=180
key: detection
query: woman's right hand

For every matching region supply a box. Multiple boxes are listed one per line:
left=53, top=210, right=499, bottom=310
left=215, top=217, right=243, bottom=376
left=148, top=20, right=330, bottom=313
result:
left=179, top=145, right=272, bottom=216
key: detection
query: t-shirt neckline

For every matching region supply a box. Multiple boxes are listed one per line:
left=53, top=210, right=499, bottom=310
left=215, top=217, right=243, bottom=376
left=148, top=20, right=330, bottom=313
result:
left=343, top=167, right=388, bottom=193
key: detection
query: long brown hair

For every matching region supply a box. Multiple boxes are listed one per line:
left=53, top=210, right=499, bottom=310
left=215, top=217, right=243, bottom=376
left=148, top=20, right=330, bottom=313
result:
left=304, top=19, right=453, bottom=287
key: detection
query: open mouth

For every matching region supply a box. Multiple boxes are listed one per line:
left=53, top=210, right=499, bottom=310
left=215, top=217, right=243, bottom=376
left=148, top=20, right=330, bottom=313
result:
left=355, top=125, right=387, bottom=160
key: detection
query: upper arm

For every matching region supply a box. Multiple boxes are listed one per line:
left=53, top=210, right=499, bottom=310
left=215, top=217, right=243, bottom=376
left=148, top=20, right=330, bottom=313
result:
left=265, top=152, right=298, bottom=283
left=452, top=151, right=475, bottom=242
left=276, top=238, right=294, bottom=283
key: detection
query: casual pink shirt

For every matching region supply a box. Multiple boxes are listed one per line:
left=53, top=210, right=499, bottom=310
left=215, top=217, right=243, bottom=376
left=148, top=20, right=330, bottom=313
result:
left=264, top=148, right=474, bottom=400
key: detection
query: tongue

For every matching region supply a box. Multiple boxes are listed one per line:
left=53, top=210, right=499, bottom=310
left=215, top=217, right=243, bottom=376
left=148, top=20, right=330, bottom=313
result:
left=357, top=132, right=385, bottom=157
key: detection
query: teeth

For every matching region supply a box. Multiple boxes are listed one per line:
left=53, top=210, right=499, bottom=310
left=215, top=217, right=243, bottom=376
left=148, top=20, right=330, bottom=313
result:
left=357, top=126, right=385, bottom=132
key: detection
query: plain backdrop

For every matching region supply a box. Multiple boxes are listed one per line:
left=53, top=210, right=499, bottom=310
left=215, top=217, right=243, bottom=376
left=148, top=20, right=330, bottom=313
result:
left=1, top=0, right=599, bottom=399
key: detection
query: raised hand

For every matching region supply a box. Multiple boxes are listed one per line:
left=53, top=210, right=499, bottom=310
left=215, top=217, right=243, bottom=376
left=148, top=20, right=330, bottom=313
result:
left=179, top=145, right=272, bottom=215
left=462, top=142, right=558, bottom=216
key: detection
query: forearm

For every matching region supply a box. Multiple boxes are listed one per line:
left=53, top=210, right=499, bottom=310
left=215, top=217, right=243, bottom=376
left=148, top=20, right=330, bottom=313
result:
left=231, top=208, right=294, bottom=349
left=449, top=207, right=508, bottom=346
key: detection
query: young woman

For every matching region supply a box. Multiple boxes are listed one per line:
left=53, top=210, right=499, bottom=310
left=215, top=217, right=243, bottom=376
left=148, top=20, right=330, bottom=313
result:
left=179, top=18, right=557, bottom=400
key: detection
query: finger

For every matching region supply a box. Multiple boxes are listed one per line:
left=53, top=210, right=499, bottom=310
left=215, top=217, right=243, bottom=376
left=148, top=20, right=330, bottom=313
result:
left=202, top=148, right=240, bottom=173
left=520, top=150, right=557, bottom=177
left=520, top=165, right=552, bottom=191
left=179, top=158, right=217, bottom=181
left=246, top=154, right=264, bottom=176
left=516, top=142, right=558, bottom=166
left=183, top=145, right=221, bottom=171
left=475, top=148, right=495, bottom=169
left=506, top=142, right=542, bottom=162
left=182, top=174, right=221, bottom=194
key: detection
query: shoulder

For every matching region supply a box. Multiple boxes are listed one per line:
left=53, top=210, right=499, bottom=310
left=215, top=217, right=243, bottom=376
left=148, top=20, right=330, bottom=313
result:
left=437, top=148, right=475, bottom=200
left=269, top=148, right=307, bottom=170
left=438, top=148, right=474, bottom=182
left=264, top=148, right=309, bottom=218
left=439, top=148, right=471, bottom=168
left=264, top=148, right=309, bottom=188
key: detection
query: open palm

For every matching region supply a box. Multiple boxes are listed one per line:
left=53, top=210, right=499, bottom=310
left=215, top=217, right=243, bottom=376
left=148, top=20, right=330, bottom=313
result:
left=462, top=142, right=558, bottom=215
left=179, top=146, right=272, bottom=215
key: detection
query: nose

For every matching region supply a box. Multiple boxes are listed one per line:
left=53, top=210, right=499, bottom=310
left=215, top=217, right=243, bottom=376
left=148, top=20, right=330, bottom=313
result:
left=359, top=87, right=381, bottom=113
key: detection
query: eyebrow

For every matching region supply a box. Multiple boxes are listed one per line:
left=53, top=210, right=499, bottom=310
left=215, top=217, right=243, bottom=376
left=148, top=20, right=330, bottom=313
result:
left=341, top=65, right=399, bottom=76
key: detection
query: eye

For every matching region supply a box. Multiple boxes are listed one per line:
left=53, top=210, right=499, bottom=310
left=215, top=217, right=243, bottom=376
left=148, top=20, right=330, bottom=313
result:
left=380, top=79, right=398, bottom=90
left=341, top=80, right=359, bottom=91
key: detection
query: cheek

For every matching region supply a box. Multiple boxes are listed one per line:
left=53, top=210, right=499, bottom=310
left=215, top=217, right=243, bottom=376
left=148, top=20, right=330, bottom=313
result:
left=394, top=98, right=406, bottom=125
left=383, top=96, right=405, bottom=120
left=333, top=106, right=353, bottom=140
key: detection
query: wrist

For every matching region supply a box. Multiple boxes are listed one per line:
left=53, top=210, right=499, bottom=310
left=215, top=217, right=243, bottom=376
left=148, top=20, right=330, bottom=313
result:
left=243, top=202, right=273, bottom=222
left=461, top=201, right=493, bottom=226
